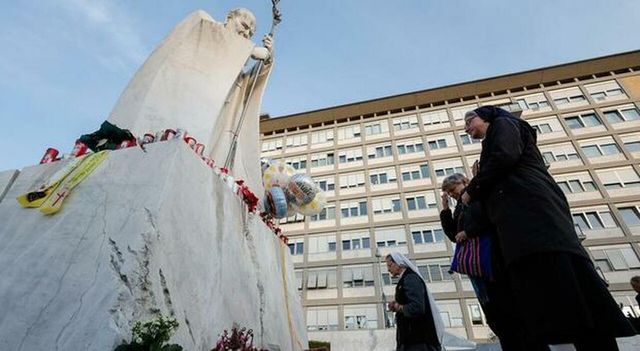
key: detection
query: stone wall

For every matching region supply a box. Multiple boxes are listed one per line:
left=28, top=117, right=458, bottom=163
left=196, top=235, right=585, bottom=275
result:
left=0, top=141, right=307, bottom=350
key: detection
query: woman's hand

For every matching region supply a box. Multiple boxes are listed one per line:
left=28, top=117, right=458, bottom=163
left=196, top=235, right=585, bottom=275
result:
left=455, top=231, right=468, bottom=243
left=440, top=193, right=450, bottom=210
left=461, top=191, right=471, bottom=205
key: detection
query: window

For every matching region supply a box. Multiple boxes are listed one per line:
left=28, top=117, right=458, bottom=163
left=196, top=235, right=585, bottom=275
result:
left=306, top=268, right=337, bottom=290
left=340, top=200, right=368, bottom=218
left=450, top=104, right=478, bottom=122
left=590, top=245, right=640, bottom=272
left=603, top=106, right=640, bottom=124
left=410, top=192, right=437, bottom=210
left=288, top=239, right=304, bottom=255
left=401, top=163, right=430, bottom=181
left=428, top=139, right=448, bottom=150
left=381, top=272, right=400, bottom=285
left=308, top=234, right=337, bottom=255
left=596, top=167, right=640, bottom=189
left=549, top=87, right=587, bottom=108
left=421, top=109, right=450, bottom=125
left=306, top=307, right=338, bottom=331
left=338, top=148, right=363, bottom=164
left=393, top=115, right=419, bottom=131
left=310, top=152, right=335, bottom=168
left=396, top=138, right=425, bottom=155
left=310, top=205, right=336, bottom=221
left=585, top=80, right=626, bottom=101
left=344, top=305, right=378, bottom=330
left=281, top=212, right=305, bottom=224
left=310, top=129, right=334, bottom=144
left=533, top=123, right=553, bottom=134
left=342, top=232, right=371, bottom=251
left=316, top=177, right=335, bottom=192
left=621, top=134, right=640, bottom=152
left=295, top=270, right=303, bottom=290
left=364, top=120, right=389, bottom=136
left=339, top=172, right=365, bottom=189
left=261, top=138, right=283, bottom=152
left=411, top=227, right=445, bottom=244
left=337, top=124, right=362, bottom=141
left=459, top=133, right=483, bottom=145
left=342, top=265, right=375, bottom=288
left=416, top=259, right=452, bottom=282
left=369, top=168, right=397, bottom=185
left=618, top=206, right=640, bottom=227
left=555, top=173, right=597, bottom=194
left=285, top=133, right=308, bottom=148
left=438, top=300, right=465, bottom=327
left=514, top=93, right=550, bottom=111
left=564, top=112, right=602, bottom=129
left=434, top=166, right=466, bottom=178
left=469, top=304, right=484, bottom=325
left=426, top=133, right=456, bottom=151
left=572, top=208, right=617, bottom=231
left=580, top=139, right=622, bottom=157
left=286, top=156, right=307, bottom=170
left=372, top=196, right=402, bottom=214
left=539, top=143, right=581, bottom=165
left=368, top=143, right=393, bottom=159
left=375, top=227, right=407, bottom=247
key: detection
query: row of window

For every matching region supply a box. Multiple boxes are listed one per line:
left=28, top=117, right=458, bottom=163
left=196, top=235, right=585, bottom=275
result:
left=288, top=204, right=640, bottom=256
left=297, top=243, right=640, bottom=296
left=277, top=132, right=639, bottom=174
left=306, top=298, right=481, bottom=331
left=262, top=85, right=634, bottom=152
left=281, top=167, right=640, bottom=220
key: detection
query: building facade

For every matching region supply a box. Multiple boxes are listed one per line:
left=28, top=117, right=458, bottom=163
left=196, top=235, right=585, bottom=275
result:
left=259, top=51, right=640, bottom=344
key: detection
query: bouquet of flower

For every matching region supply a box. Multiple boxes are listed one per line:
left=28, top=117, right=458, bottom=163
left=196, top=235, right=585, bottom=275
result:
left=114, top=315, right=182, bottom=351
left=211, top=326, right=267, bottom=351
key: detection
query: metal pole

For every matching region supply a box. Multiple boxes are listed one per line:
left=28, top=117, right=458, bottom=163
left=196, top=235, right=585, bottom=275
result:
left=375, top=249, right=392, bottom=328
left=224, top=0, right=282, bottom=170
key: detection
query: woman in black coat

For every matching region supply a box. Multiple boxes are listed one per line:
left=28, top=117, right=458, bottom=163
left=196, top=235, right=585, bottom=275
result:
left=462, top=106, right=635, bottom=350
left=440, top=174, right=529, bottom=351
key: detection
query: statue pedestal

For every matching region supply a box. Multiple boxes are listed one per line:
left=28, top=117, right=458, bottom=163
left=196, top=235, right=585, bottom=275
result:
left=0, top=141, right=307, bottom=351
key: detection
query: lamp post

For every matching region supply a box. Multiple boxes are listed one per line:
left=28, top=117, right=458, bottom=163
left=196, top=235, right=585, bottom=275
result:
left=375, top=249, right=392, bottom=328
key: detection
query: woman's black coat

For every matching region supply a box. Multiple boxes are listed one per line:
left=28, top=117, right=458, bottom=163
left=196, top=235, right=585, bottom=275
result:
left=465, top=113, right=588, bottom=265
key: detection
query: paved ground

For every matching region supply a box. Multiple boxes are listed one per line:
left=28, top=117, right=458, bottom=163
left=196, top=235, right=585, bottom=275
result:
left=473, top=335, right=640, bottom=351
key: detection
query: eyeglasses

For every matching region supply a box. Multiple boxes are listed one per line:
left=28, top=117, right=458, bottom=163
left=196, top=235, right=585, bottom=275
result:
left=464, top=116, right=477, bottom=127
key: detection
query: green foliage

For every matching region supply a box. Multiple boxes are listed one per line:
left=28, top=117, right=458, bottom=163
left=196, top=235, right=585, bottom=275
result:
left=308, top=340, right=330, bottom=350
left=114, top=316, right=183, bottom=351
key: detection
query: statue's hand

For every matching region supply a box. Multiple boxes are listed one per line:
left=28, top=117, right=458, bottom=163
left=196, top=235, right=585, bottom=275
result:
left=262, top=34, right=273, bottom=53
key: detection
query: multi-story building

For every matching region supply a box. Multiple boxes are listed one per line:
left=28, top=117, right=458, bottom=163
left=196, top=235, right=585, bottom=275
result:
left=259, top=50, right=640, bottom=346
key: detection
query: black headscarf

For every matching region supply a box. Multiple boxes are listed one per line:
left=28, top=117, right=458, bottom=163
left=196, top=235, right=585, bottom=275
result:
left=473, top=105, right=519, bottom=123
left=473, top=105, right=537, bottom=140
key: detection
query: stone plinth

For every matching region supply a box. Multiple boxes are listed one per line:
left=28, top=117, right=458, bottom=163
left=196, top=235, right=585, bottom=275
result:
left=0, top=141, right=307, bottom=350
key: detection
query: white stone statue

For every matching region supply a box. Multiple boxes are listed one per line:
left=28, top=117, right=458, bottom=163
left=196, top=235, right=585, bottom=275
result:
left=108, top=8, right=274, bottom=195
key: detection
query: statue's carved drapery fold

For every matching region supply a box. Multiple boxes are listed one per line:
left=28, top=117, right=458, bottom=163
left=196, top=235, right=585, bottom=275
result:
left=109, top=10, right=272, bottom=194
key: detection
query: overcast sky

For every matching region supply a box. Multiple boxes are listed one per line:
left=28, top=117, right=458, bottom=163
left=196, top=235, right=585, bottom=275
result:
left=1, top=0, right=639, bottom=171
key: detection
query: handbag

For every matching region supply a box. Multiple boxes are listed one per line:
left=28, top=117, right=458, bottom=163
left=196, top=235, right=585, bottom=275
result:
left=450, top=235, right=493, bottom=280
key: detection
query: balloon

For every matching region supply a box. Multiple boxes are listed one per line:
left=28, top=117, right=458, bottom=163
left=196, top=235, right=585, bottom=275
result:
left=294, top=190, right=327, bottom=216
left=262, top=160, right=294, bottom=190
left=284, top=173, right=318, bottom=206
left=266, top=187, right=288, bottom=219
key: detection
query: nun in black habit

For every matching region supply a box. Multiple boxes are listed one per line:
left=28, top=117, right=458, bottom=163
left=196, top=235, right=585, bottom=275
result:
left=461, top=106, right=635, bottom=350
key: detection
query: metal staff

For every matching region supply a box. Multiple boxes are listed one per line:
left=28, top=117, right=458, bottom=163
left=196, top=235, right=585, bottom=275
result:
left=224, top=0, right=282, bottom=170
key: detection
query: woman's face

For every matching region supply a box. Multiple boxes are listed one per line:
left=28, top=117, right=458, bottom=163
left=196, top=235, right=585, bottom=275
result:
left=446, top=183, right=466, bottom=198
left=465, top=114, right=489, bottom=139
left=386, top=258, right=403, bottom=277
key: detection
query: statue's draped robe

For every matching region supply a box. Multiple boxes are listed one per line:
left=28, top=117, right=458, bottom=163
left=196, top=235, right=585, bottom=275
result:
left=108, top=10, right=271, bottom=195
